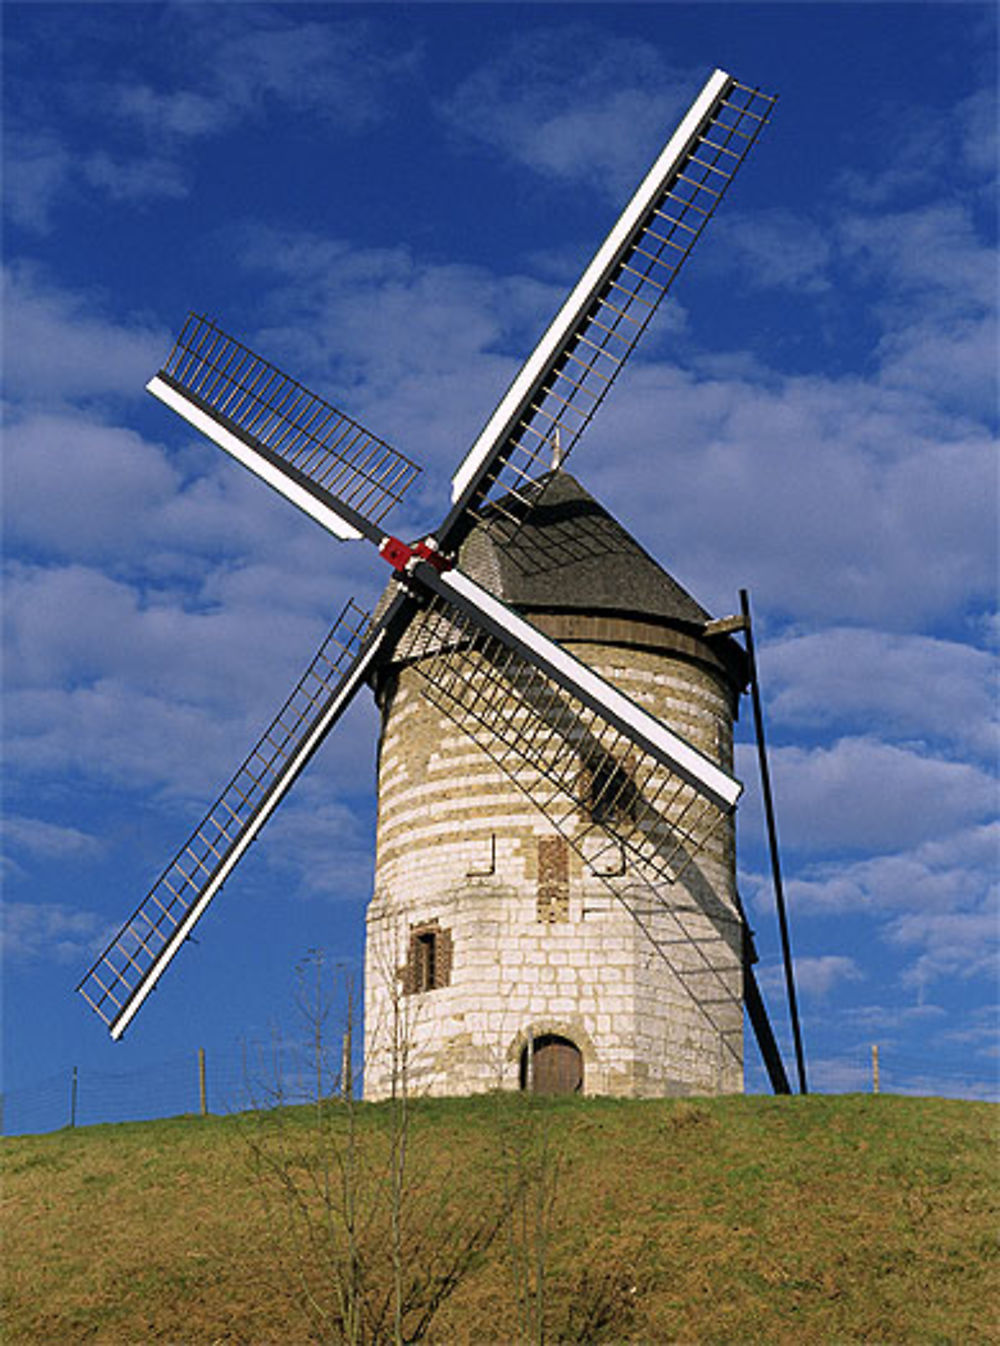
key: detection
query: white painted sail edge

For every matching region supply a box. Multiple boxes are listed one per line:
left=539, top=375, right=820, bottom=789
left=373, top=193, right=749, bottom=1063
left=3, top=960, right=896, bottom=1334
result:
left=450, top=68, right=731, bottom=504
left=147, top=376, right=363, bottom=542
left=438, top=567, right=742, bottom=810
left=108, top=631, right=385, bottom=1039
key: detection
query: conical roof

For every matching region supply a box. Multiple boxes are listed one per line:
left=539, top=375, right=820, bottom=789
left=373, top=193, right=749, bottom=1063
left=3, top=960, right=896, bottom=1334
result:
left=459, top=470, right=712, bottom=629
left=375, top=470, right=747, bottom=697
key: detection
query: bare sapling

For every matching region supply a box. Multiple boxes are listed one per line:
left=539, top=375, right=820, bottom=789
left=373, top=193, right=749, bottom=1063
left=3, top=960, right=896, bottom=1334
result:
left=242, top=941, right=510, bottom=1343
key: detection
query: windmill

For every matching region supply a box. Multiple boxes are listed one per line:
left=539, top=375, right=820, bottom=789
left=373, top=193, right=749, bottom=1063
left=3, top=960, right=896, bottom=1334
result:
left=78, top=68, right=805, bottom=1096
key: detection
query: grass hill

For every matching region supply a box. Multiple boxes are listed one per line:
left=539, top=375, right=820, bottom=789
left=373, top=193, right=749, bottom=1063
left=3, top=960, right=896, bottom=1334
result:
left=4, top=1092, right=997, bottom=1343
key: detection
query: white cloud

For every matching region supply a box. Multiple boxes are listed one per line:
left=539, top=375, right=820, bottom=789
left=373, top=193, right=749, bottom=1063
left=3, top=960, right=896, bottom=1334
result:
left=4, top=415, right=179, bottom=561
left=839, top=1000, right=949, bottom=1033
left=5, top=558, right=343, bottom=716
left=1, top=900, right=107, bottom=964
left=843, top=204, right=992, bottom=308
left=958, top=86, right=1000, bottom=183
left=759, top=628, right=998, bottom=759
left=5, top=400, right=383, bottom=603
left=877, top=310, right=998, bottom=418
left=213, top=18, right=418, bottom=129
left=3, top=264, right=168, bottom=404
left=263, top=789, right=376, bottom=902
left=888, top=899, right=999, bottom=989
left=739, top=737, right=995, bottom=856
left=5, top=15, right=419, bottom=230
left=7, top=681, right=246, bottom=797
left=111, top=83, right=222, bottom=141
left=240, top=228, right=560, bottom=378
left=710, top=209, right=833, bottom=295
left=106, top=20, right=408, bottom=147
left=4, top=134, right=188, bottom=223
left=81, top=150, right=188, bottom=205
left=440, top=29, right=698, bottom=197
left=2, top=131, right=71, bottom=234
left=2, top=815, right=104, bottom=861
left=590, top=364, right=996, bottom=629
left=233, top=226, right=566, bottom=475
left=838, top=201, right=996, bottom=417
left=837, top=80, right=998, bottom=209
left=748, top=823, right=999, bottom=999
left=779, top=823, right=999, bottom=916
left=800, top=1052, right=873, bottom=1095
left=936, top=1004, right=1000, bottom=1052
left=769, top=954, right=863, bottom=1000
left=3, top=558, right=383, bottom=803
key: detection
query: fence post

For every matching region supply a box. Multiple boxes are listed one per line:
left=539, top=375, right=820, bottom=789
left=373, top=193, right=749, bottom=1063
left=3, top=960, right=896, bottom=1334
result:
left=198, top=1047, right=208, bottom=1117
left=341, top=1022, right=353, bottom=1101
left=871, top=1043, right=880, bottom=1095
left=70, top=1065, right=78, bottom=1128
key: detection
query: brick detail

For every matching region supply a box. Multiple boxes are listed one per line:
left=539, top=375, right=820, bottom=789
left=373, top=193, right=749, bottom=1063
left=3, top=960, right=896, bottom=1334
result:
left=537, top=836, right=569, bottom=923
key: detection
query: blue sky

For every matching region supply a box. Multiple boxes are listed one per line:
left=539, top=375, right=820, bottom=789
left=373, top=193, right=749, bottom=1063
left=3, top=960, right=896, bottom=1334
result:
left=3, top=2, right=997, bottom=1120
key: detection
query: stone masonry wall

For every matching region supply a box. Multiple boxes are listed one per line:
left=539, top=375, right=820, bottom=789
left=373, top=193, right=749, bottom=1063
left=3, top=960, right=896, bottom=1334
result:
left=364, top=628, right=743, bottom=1100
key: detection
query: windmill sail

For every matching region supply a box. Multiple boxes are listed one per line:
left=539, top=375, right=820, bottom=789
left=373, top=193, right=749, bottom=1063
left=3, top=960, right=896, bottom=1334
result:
left=442, top=70, right=776, bottom=548
left=399, top=574, right=737, bottom=873
left=77, top=599, right=380, bottom=1038
left=415, top=561, right=741, bottom=812
left=149, top=315, right=421, bottom=543
left=149, top=335, right=736, bottom=809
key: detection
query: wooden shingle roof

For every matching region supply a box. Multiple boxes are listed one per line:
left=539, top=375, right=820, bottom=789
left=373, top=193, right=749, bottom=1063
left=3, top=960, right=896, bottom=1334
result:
left=459, top=470, right=712, bottom=629
left=376, top=470, right=747, bottom=697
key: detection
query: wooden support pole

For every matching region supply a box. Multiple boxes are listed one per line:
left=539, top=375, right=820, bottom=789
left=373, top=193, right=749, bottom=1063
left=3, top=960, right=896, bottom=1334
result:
left=341, top=1022, right=353, bottom=1101
left=198, top=1047, right=207, bottom=1116
left=871, top=1043, right=880, bottom=1095
left=740, top=589, right=808, bottom=1095
left=744, top=964, right=792, bottom=1095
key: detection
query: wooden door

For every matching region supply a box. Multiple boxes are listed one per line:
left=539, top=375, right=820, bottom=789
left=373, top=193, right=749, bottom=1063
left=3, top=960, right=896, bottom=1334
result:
left=530, top=1035, right=583, bottom=1094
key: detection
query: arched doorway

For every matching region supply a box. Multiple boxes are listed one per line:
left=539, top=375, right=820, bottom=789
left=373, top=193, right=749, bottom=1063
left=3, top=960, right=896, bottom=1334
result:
left=520, top=1034, right=583, bottom=1095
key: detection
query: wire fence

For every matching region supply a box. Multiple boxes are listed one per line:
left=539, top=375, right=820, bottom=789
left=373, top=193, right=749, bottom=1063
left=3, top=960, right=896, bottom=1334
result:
left=1, top=1039, right=352, bottom=1138
left=744, top=1046, right=998, bottom=1104
left=4, top=1042, right=995, bottom=1137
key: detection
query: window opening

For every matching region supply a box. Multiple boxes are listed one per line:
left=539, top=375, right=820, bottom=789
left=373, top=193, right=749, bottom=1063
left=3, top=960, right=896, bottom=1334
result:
left=415, top=931, right=436, bottom=993
left=404, top=921, right=452, bottom=994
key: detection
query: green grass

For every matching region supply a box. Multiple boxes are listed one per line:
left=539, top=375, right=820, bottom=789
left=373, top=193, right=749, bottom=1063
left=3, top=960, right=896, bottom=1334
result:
left=3, top=1094, right=997, bottom=1343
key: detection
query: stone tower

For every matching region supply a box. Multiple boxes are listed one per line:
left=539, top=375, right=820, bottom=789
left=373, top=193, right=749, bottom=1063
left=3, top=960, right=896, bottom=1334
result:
left=364, top=472, right=748, bottom=1099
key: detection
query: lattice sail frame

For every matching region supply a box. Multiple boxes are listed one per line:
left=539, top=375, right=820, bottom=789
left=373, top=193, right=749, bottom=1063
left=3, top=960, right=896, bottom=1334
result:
left=446, top=74, right=776, bottom=546
left=78, top=600, right=377, bottom=1039
left=153, top=314, right=422, bottom=537
left=401, top=587, right=743, bottom=1062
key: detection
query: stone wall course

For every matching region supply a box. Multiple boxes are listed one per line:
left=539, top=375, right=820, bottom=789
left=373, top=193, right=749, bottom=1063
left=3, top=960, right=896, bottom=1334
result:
left=364, top=563, right=745, bottom=1102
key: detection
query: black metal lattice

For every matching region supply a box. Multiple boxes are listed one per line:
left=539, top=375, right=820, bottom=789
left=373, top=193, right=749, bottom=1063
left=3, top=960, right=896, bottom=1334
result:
left=462, top=79, right=776, bottom=546
left=402, top=590, right=743, bottom=1060
left=77, top=600, right=374, bottom=1033
left=159, top=315, right=421, bottom=529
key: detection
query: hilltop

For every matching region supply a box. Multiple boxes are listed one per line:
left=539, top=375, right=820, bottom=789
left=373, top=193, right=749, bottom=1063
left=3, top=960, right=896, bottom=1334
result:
left=4, top=1093, right=997, bottom=1343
